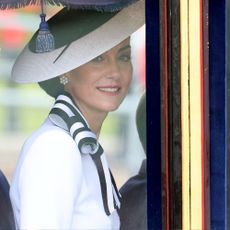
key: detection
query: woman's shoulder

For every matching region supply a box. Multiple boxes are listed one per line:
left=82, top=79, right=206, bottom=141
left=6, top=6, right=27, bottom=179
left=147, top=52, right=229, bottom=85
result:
left=10, top=120, right=84, bottom=212
left=18, top=118, right=80, bottom=168
left=24, top=118, right=75, bottom=149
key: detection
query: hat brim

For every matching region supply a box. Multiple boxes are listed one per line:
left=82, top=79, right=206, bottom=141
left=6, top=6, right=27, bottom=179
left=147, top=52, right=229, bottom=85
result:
left=11, top=0, right=145, bottom=83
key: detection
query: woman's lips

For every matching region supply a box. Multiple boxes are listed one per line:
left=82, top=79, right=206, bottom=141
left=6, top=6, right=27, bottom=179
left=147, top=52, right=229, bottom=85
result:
left=97, top=87, right=120, bottom=93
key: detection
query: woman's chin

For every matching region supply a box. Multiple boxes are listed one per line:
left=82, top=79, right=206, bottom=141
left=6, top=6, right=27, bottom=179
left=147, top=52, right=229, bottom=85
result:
left=101, top=104, right=121, bottom=112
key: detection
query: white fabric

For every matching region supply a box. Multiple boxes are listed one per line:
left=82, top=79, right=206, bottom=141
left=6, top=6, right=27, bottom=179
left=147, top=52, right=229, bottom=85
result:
left=70, top=122, right=84, bottom=135
left=74, top=131, right=97, bottom=146
left=49, top=93, right=120, bottom=215
left=53, top=103, right=75, bottom=117
left=10, top=118, right=120, bottom=230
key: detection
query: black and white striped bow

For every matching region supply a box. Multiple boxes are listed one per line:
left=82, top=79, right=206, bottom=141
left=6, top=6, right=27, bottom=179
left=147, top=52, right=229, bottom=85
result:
left=48, top=92, right=121, bottom=216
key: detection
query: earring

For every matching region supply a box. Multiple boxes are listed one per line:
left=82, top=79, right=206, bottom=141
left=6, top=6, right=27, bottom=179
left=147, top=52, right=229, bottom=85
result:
left=60, top=75, right=68, bottom=85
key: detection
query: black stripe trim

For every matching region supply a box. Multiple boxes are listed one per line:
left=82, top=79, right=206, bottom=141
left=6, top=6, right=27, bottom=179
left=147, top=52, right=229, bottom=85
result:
left=55, top=99, right=88, bottom=127
left=50, top=107, right=70, bottom=127
left=91, top=145, right=104, bottom=158
left=109, top=169, right=122, bottom=206
left=72, top=127, right=91, bottom=140
left=78, top=138, right=98, bottom=154
left=91, top=152, right=110, bottom=216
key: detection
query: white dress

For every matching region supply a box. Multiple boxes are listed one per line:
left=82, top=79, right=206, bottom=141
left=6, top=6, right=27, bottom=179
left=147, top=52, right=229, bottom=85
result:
left=10, top=118, right=120, bottom=230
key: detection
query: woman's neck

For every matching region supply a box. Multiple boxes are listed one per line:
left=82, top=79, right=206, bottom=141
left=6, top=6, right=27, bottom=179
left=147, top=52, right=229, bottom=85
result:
left=75, top=103, right=107, bottom=138
left=85, top=113, right=107, bottom=138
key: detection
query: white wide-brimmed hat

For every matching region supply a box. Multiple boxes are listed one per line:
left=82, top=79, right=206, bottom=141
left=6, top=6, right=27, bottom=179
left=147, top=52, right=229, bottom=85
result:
left=11, top=0, right=145, bottom=84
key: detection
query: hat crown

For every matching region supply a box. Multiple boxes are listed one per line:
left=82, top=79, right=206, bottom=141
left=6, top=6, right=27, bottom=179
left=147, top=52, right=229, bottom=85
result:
left=29, top=8, right=118, bottom=52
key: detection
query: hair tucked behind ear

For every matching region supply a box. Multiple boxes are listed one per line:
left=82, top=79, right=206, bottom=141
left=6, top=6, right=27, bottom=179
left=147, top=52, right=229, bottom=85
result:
left=38, top=77, right=64, bottom=98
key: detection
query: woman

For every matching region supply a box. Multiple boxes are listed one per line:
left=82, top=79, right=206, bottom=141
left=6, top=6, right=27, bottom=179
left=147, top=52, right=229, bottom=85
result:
left=9, top=1, right=144, bottom=229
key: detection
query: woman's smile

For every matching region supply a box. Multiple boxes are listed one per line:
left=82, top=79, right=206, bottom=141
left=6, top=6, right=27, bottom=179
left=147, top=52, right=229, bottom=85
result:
left=97, top=86, right=120, bottom=94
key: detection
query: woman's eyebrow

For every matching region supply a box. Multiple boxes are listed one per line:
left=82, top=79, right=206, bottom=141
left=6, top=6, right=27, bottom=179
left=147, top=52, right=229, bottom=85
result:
left=118, top=45, right=131, bottom=52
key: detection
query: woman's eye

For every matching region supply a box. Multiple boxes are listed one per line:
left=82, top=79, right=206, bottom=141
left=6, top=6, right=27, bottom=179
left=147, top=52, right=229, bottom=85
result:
left=119, top=54, right=131, bottom=62
left=91, top=55, right=104, bottom=62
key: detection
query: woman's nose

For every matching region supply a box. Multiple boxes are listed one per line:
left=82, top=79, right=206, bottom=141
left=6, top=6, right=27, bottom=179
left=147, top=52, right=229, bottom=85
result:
left=105, top=59, right=121, bottom=79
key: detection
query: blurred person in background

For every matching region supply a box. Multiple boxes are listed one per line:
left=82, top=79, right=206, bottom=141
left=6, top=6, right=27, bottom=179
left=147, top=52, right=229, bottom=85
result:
left=0, top=170, right=15, bottom=230
left=119, top=92, right=147, bottom=230
left=9, top=1, right=145, bottom=229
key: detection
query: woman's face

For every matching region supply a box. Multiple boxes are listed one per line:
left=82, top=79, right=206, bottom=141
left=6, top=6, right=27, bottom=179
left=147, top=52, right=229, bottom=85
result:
left=65, top=38, right=133, bottom=115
